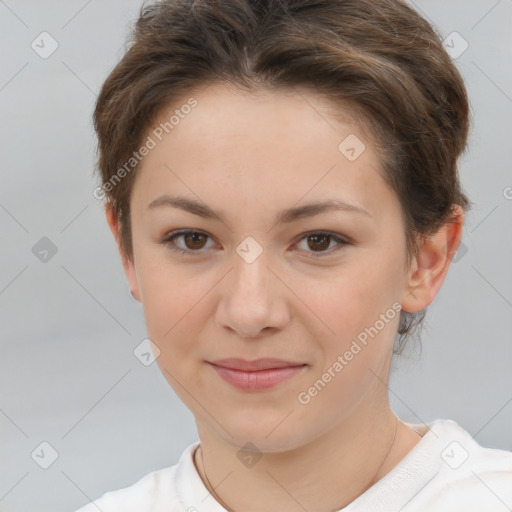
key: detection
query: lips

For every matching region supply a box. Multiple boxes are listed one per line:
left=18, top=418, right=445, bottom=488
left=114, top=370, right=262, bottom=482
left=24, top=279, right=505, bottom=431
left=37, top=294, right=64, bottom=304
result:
left=208, top=358, right=308, bottom=391
left=209, top=358, right=305, bottom=371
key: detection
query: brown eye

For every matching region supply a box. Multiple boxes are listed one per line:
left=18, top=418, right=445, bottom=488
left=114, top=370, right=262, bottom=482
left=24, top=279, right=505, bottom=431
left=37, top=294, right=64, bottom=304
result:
left=307, top=234, right=331, bottom=252
left=162, top=230, right=215, bottom=255
left=162, top=229, right=349, bottom=258
left=296, top=231, right=350, bottom=258
left=183, top=232, right=208, bottom=250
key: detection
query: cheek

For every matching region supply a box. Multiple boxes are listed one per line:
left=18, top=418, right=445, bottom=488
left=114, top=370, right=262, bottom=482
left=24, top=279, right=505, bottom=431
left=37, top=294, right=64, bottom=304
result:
left=302, top=265, right=385, bottom=332
left=137, top=260, right=205, bottom=350
left=141, top=276, right=207, bottom=401
left=294, top=270, right=399, bottom=421
left=299, top=259, right=401, bottom=361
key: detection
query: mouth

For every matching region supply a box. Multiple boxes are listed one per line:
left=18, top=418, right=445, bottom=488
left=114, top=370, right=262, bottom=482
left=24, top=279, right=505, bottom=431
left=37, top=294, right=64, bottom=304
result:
left=210, top=357, right=306, bottom=371
left=207, top=358, right=308, bottom=391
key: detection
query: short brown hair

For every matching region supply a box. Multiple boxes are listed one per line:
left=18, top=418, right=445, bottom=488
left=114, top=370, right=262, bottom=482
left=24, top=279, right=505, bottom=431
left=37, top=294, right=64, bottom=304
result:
left=93, top=0, right=473, bottom=354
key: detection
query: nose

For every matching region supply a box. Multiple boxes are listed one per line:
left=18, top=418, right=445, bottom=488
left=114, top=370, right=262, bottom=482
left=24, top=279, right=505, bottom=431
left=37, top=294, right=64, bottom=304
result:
left=214, top=248, right=291, bottom=339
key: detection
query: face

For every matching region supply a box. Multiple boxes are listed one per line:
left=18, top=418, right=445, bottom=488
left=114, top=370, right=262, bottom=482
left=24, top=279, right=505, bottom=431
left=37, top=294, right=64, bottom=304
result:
left=115, top=83, right=417, bottom=452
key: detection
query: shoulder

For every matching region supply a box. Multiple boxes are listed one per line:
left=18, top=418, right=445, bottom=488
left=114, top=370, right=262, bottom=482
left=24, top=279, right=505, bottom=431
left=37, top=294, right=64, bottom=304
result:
left=408, top=419, right=512, bottom=511
left=74, top=442, right=199, bottom=512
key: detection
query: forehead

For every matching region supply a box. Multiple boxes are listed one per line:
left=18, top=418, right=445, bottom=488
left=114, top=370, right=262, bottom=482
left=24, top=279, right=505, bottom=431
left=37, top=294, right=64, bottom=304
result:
left=131, top=83, right=400, bottom=223
left=158, top=82, right=367, bottom=153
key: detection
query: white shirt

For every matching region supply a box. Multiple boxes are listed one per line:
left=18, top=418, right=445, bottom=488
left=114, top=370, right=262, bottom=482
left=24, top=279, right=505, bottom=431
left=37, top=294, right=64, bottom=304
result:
left=75, top=419, right=512, bottom=512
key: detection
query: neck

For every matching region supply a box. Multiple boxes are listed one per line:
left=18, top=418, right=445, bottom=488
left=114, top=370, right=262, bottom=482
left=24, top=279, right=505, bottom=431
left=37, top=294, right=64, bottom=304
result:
left=193, top=405, right=424, bottom=512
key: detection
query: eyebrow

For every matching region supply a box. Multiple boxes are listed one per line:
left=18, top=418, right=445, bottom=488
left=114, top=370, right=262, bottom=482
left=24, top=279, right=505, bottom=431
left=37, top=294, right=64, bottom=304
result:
left=147, top=195, right=372, bottom=224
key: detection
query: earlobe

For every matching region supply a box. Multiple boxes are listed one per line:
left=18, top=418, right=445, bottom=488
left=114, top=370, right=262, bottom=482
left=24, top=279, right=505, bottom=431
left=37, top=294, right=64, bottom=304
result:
left=104, top=203, right=142, bottom=303
left=401, top=206, right=464, bottom=313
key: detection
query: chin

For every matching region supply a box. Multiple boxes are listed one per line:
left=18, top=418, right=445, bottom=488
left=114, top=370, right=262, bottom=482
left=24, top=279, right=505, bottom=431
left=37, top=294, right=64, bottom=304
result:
left=214, top=416, right=313, bottom=454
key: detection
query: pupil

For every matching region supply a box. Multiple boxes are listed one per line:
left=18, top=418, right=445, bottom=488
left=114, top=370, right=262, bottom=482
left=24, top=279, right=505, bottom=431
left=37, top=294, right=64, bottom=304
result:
left=187, top=233, right=204, bottom=249
left=309, top=234, right=329, bottom=251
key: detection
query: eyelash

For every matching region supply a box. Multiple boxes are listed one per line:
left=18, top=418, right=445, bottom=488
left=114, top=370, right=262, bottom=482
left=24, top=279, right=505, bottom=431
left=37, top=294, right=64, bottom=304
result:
left=160, top=229, right=350, bottom=258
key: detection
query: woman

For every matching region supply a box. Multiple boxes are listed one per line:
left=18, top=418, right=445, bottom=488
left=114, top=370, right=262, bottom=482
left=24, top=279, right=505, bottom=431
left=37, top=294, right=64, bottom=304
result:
left=78, top=0, right=512, bottom=510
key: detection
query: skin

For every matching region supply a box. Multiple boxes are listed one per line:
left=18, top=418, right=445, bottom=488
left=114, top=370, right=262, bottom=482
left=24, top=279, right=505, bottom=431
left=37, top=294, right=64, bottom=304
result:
left=106, top=83, right=464, bottom=511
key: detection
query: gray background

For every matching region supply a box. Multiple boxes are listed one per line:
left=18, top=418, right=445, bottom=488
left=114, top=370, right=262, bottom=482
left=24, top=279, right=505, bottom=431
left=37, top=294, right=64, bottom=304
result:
left=0, top=1, right=511, bottom=511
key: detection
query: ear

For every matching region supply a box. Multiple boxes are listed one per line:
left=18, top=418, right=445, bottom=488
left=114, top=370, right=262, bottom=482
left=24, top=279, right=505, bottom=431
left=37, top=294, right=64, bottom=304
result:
left=105, top=203, right=142, bottom=302
left=401, top=205, right=465, bottom=313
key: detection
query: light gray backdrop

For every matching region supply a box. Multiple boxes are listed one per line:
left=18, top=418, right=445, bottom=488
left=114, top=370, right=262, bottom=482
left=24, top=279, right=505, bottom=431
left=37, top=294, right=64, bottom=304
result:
left=1, top=1, right=511, bottom=511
